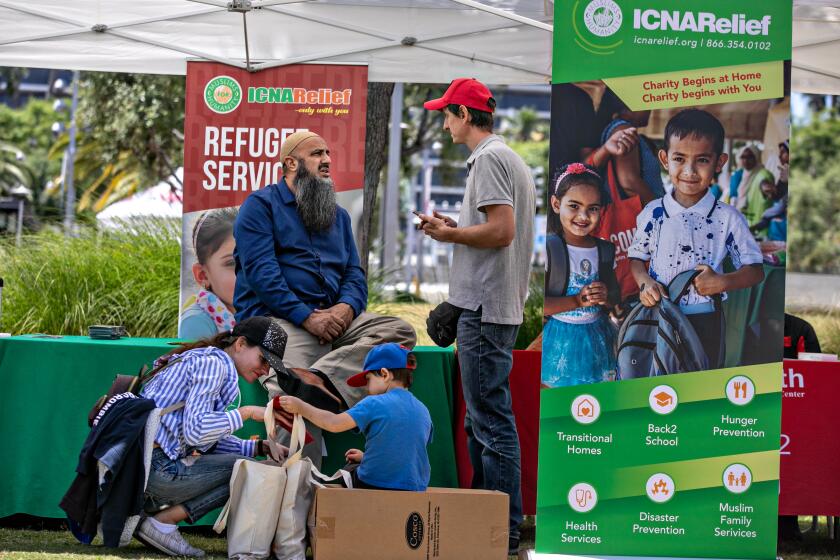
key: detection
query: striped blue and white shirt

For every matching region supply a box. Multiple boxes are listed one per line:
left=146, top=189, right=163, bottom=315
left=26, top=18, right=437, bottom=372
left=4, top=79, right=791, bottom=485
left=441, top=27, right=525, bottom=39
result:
left=141, top=346, right=257, bottom=460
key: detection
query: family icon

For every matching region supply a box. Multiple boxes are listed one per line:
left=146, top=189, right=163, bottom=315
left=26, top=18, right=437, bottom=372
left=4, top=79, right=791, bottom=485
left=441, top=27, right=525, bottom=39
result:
left=723, top=464, right=753, bottom=494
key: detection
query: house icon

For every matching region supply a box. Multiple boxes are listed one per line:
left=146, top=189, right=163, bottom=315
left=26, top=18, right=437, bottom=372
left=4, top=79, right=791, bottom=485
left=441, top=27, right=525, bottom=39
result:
left=576, top=398, right=595, bottom=418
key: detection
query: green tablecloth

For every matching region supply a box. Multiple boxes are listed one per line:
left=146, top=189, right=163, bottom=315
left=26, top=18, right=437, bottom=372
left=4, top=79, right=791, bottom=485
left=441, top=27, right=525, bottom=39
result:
left=0, top=335, right=457, bottom=522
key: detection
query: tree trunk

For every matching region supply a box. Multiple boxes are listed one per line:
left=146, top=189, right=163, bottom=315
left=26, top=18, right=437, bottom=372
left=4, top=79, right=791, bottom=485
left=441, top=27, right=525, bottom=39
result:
left=358, top=82, right=395, bottom=273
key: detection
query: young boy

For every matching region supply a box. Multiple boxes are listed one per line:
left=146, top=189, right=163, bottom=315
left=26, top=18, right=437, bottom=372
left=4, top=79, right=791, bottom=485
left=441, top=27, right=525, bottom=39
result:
left=276, top=343, right=433, bottom=491
left=628, top=109, right=765, bottom=368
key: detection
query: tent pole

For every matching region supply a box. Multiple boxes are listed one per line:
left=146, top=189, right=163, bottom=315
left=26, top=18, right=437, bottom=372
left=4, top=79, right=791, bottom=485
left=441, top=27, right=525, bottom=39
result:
left=242, top=12, right=252, bottom=72
left=251, top=18, right=549, bottom=78
left=382, top=82, right=404, bottom=273
left=106, top=28, right=248, bottom=69
left=793, top=62, right=840, bottom=82
left=446, top=0, right=553, bottom=32
left=64, top=70, right=79, bottom=236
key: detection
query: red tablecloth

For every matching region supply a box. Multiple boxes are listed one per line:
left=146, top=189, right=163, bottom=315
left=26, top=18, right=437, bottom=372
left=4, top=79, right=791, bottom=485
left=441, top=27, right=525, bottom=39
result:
left=454, top=350, right=541, bottom=515
left=779, top=359, right=840, bottom=515
left=454, top=353, right=840, bottom=516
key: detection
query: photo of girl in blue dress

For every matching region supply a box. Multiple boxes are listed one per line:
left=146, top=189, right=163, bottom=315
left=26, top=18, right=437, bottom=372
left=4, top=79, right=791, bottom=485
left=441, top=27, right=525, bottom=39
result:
left=541, top=163, right=620, bottom=387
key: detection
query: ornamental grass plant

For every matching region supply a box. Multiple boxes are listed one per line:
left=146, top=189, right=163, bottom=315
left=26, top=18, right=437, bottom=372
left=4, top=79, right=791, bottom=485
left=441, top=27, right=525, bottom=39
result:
left=0, top=219, right=181, bottom=337
left=0, top=218, right=547, bottom=346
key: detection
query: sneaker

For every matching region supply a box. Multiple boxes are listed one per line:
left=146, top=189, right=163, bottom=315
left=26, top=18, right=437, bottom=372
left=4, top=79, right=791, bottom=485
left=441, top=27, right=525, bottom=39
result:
left=135, top=518, right=205, bottom=557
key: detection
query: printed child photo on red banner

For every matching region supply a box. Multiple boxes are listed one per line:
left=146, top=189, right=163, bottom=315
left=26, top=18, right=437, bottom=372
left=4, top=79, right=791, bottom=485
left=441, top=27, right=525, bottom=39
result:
left=542, top=83, right=789, bottom=387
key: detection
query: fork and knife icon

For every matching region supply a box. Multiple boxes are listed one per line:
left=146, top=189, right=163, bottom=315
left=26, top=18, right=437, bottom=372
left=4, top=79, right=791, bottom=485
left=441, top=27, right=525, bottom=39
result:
left=732, top=381, right=748, bottom=399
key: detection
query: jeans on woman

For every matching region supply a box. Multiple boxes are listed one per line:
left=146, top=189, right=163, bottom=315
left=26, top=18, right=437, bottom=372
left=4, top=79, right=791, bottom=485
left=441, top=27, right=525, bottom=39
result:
left=145, top=448, right=249, bottom=523
left=457, top=308, right=523, bottom=545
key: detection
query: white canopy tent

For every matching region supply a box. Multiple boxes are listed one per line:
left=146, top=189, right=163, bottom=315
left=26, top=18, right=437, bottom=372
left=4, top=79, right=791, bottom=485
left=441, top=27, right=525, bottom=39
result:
left=0, top=1, right=838, bottom=93
left=0, top=0, right=552, bottom=85
left=96, top=168, right=183, bottom=228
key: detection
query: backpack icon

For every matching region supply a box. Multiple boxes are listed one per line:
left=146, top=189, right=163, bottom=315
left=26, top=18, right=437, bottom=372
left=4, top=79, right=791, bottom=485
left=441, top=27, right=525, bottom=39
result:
left=616, top=269, right=714, bottom=378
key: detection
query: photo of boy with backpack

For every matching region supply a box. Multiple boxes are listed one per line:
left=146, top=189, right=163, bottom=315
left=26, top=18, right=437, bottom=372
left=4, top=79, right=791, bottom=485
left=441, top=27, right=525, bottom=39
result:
left=626, top=109, right=765, bottom=374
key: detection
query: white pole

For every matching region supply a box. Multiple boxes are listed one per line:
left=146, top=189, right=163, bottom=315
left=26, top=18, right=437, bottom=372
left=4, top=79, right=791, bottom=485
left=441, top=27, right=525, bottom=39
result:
left=64, top=70, right=79, bottom=235
left=382, top=82, right=404, bottom=273
left=15, top=198, right=23, bottom=247
left=417, top=147, right=433, bottom=286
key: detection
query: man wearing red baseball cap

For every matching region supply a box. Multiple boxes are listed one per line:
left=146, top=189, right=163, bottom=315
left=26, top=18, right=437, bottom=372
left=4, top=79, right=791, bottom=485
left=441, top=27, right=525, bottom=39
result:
left=419, top=78, right=535, bottom=555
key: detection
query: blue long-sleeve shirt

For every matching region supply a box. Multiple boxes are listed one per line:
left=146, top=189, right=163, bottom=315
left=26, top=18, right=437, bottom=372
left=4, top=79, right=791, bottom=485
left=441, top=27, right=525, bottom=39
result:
left=233, top=178, right=367, bottom=326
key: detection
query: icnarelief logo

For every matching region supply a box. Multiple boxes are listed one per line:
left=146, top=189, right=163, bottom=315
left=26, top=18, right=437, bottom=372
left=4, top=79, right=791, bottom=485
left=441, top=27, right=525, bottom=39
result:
left=633, top=10, right=773, bottom=36
left=204, top=76, right=242, bottom=114
left=572, top=0, right=624, bottom=55
left=583, top=0, right=623, bottom=37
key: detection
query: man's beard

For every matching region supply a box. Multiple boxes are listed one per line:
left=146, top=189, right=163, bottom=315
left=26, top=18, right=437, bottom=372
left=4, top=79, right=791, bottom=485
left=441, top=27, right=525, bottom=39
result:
left=293, top=159, right=337, bottom=233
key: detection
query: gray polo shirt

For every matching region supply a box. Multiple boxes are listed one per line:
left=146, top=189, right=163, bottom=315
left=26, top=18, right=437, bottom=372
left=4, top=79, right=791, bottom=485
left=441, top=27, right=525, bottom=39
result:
left=448, top=134, right=536, bottom=325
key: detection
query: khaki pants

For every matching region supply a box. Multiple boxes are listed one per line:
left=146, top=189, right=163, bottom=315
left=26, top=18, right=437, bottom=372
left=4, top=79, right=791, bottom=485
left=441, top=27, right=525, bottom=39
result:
left=260, top=311, right=416, bottom=466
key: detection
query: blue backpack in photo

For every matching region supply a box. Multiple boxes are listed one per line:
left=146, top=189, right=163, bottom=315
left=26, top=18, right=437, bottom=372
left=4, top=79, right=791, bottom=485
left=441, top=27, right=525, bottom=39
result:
left=616, top=270, right=711, bottom=378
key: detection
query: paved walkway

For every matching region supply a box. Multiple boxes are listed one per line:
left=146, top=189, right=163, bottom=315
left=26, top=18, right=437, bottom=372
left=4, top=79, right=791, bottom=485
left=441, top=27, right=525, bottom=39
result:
left=786, top=272, right=840, bottom=311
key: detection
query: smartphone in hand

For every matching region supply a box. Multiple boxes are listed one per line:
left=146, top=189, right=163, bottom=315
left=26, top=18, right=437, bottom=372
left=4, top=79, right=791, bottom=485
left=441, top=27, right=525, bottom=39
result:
left=412, top=210, right=427, bottom=230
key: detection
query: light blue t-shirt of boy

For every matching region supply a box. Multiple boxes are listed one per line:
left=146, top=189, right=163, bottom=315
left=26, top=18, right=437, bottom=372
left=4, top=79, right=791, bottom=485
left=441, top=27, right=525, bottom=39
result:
left=346, top=388, right=433, bottom=491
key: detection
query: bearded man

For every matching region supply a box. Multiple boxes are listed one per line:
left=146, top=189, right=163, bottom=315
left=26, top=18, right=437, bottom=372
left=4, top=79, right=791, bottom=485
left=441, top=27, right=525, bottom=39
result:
left=233, top=131, right=416, bottom=463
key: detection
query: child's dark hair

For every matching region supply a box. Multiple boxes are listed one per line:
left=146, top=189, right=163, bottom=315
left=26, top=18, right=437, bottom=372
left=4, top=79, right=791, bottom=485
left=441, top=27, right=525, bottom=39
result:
left=446, top=99, right=496, bottom=132
left=192, top=207, right=238, bottom=264
left=663, top=109, right=725, bottom=156
left=387, top=353, right=417, bottom=389
left=154, top=330, right=249, bottom=367
left=547, top=163, right=604, bottom=235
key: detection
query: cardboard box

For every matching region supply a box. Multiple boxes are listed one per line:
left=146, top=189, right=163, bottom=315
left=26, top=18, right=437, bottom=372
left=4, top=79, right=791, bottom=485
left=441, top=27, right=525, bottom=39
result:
left=309, top=487, right=509, bottom=560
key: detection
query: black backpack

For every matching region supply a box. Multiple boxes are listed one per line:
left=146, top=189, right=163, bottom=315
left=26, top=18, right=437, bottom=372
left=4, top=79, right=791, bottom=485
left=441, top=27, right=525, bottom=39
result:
left=545, top=233, right=620, bottom=305
left=616, top=270, right=716, bottom=378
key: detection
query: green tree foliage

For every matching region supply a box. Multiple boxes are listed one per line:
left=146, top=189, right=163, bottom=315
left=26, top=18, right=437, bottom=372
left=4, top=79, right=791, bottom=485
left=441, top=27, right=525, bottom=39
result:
left=788, top=110, right=840, bottom=273
left=78, top=72, right=185, bottom=182
left=0, top=141, right=34, bottom=194
left=0, top=99, right=64, bottom=217
left=47, top=72, right=185, bottom=214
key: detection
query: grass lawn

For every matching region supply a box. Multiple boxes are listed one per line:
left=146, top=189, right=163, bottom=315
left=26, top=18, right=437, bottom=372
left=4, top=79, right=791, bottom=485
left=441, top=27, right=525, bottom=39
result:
left=797, top=310, right=840, bottom=356
left=0, top=517, right=837, bottom=560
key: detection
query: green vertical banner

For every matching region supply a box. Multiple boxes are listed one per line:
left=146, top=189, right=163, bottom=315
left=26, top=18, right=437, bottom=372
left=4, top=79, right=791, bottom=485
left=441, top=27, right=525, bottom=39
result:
left=539, top=1, right=792, bottom=558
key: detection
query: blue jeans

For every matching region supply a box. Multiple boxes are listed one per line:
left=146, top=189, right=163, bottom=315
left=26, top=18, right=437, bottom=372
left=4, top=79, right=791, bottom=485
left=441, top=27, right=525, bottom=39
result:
left=457, top=308, right=522, bottom=544
left=145, top=448, right=249, bottom=523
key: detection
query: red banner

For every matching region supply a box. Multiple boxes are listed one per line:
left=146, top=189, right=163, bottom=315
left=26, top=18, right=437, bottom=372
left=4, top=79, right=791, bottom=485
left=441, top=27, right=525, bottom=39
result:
left=178, top=62, right=368, bottom=338
left=779, top=359, right=840, bottom=515
left=183, top=61, right=368, bottom=213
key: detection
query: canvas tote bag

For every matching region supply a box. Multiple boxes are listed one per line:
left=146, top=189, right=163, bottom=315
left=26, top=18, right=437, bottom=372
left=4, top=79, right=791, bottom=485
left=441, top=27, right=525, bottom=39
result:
left=270, top=412, right=353, bottom=560
left=214, top=403, right=296, bottom=560
left=271, top=410, right=313, bottom=560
